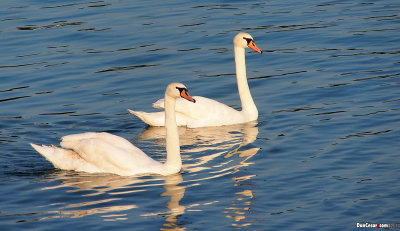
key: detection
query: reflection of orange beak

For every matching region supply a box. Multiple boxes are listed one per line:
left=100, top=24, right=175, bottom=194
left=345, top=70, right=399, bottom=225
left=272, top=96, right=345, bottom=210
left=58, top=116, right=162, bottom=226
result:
left=181, top=90, right=196, bottom=103
left=248, top=41, right=262, bottom=54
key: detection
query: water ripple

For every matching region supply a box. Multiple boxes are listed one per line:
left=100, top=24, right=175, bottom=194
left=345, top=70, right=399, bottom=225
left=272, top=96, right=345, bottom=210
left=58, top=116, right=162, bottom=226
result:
left=95, top=64, right=160, bottom=73
left=17, top=21, right=85, bottom=31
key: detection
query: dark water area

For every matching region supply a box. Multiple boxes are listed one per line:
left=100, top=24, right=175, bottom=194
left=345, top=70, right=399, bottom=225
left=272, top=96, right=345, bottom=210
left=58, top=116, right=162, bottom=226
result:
left=1, top=0, right=399, bottom=230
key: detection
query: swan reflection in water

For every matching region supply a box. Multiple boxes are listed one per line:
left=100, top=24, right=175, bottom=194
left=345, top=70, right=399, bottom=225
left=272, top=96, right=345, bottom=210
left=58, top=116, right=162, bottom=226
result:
left=137, top=121, right=260, bottom=229
left=136, top=121, right=259, bottom=174
left=39, top=172, right=184, bottom=224
left=39, top=121, right=259, bottom=228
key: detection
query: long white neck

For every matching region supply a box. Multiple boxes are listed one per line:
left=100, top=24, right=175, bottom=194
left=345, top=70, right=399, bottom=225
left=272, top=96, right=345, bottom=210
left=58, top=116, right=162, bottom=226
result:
left=164, top=94, right=181, bottom=174
left=234, top=46, right=258, bottom=120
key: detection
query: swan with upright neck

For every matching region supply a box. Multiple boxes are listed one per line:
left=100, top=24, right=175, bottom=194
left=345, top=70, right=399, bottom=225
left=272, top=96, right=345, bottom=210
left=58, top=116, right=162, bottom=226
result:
left=30, top=83, right=195, bottom=176
left=128, top=32, right=262, bottom=128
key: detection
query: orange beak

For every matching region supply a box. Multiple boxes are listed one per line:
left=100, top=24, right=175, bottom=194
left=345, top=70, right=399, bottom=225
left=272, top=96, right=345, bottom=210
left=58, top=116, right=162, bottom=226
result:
left=180, top=89, right=196, bottom=103
left=248, top=40, right=262, bottom=54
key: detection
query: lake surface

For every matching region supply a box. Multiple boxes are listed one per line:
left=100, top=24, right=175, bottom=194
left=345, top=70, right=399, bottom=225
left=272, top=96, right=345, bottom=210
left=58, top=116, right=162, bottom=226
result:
left=1, top=0, right=400, bottom=230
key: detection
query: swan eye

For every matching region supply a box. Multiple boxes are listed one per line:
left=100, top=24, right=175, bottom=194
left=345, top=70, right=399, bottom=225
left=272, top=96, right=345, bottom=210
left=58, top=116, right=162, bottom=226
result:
left=176, top=87, right=187, bottom=95
left=176, top=87, right=195, bottom=103
left=243, top=37, right=253, bottom=45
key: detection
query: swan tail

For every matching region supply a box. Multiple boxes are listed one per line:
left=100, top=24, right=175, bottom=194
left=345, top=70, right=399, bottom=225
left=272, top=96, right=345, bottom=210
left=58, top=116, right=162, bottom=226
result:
left=30, top=143, right=99, bottom=172
left=128, top=109, right=189, bottom=127
left=127, top=109, right=166, bottom=126
left=30, top=143, right=73, bottom=169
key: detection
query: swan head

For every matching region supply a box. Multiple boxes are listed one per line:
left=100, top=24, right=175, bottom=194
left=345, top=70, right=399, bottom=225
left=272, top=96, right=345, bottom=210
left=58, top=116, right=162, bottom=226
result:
left=166, top=82, right=196, bottom=103
left=234, top=32, right=262, bottom=54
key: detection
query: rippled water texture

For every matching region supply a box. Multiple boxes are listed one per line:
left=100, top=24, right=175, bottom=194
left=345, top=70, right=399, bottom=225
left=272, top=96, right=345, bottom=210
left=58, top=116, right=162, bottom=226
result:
left=1, top=0, right=399, bottom=230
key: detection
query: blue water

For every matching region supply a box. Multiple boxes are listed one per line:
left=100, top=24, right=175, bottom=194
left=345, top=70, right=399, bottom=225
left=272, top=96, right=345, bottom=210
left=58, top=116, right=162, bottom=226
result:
left=1, top=0, right=400, bottom=230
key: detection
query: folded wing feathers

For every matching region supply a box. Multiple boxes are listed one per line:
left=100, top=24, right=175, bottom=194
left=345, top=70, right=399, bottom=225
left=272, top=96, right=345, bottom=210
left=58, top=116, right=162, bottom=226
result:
left=60, top=132, right=156, bottom=173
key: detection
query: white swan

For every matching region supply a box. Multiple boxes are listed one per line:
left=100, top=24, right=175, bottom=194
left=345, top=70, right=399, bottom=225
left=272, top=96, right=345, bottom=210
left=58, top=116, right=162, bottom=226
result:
left=30, top=82, right=196, bottom=176
left=128, top=32, right=262, bottom=128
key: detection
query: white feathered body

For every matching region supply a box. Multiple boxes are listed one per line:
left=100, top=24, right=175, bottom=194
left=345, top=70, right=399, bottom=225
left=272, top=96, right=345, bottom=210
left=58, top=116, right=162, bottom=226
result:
left=128, top=32, right=261, bottom=128
left=31, top=82, right=195, bottom=176
left=148, top=96, right=255, bottom=128
left=31, top=132, right=165, bottom=176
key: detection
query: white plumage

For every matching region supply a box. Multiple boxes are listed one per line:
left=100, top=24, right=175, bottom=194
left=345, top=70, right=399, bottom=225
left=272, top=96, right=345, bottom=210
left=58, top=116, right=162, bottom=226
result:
left=31, top=83, right=196, bottom=176
left=128, top=32, right=262, bottom=128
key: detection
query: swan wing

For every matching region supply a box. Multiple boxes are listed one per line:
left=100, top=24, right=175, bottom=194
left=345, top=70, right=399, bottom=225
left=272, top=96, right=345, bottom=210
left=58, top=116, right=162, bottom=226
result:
left=62, top=132, right=142, bottom=153
left=154, top=96, right=239, bottom=118
left=60, top=132, right=162, bottom=175
left=153, top=96, right=243, bottom=127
